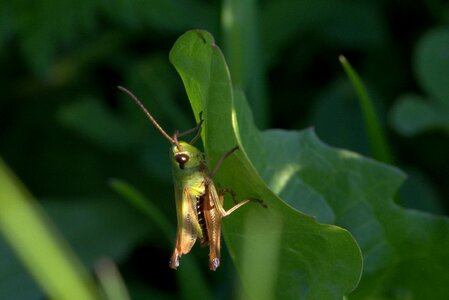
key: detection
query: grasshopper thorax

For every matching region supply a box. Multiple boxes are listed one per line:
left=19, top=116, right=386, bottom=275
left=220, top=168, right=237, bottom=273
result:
left=172, top=141, right=204, bottom=170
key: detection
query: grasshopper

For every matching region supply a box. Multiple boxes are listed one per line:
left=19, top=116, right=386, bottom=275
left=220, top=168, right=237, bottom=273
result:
left=118, top=86, right=264, bottom=271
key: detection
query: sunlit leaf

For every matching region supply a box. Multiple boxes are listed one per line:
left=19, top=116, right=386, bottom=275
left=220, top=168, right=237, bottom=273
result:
left=169, top=29, right=362, bottom=299
left=169, top=29, right=449, bottom=299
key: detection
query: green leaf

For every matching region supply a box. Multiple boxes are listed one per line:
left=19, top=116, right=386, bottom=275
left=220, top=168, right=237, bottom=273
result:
left=169, top=30, right=449, bottom=299
left=170, top=29, right=362, bottom=299
left=0, top=158, right=99, bottom=300
left=415, top=27, right=449, bottom=106
left=390, top=94, right=449, bottom=136
left=391, top=27, right=449, bottom=137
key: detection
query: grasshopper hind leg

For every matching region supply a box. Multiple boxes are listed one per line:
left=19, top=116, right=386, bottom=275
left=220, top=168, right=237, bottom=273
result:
left=169, top=249, right=180, bottom=269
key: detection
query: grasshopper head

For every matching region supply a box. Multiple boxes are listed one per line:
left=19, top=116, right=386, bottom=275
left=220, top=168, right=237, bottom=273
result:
left=117, top=86, right=205, bottom=170
left=172, top=141, right=203, bottom=170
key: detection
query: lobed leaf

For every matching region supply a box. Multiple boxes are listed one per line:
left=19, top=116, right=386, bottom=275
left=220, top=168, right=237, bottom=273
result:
left=170, top=29, right=362, bottom=300
left=169, top=29, right=449, bottom=299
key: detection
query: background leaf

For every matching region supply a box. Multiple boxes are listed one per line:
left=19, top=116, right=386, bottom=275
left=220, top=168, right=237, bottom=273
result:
left=415, top=28, right=449, bottom=106
left=390, top=94, right=449, bottom=136
left=391, top=27, right=449, bottom=137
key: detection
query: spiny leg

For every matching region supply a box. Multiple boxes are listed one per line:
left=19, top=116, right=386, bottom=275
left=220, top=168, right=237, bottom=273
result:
left=205, top=186, right=266, bottom=270
left=213, top=188, right=266, bottom=218
left=207, top=193, right=263, bottom=270
left=220, top=198, right=266, bottom=218
left=207, top=191, right=225, bottom=271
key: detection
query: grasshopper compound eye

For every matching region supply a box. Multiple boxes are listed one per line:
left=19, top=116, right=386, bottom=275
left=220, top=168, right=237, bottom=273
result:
left=175, top=153, right=190, bottom=169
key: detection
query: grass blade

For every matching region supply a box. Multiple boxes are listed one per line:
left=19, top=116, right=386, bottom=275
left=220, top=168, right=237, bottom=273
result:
left=108, top=178, right=174, bottom=242
left=339, top=55, right=394, bottom=164
left=0, top=158, right=99, bottom=300
left=95, top=258, right=130, bottom=300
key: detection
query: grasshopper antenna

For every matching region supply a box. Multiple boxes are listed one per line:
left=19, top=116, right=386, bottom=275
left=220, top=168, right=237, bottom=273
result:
left=117, top=86, right=180, bottom=148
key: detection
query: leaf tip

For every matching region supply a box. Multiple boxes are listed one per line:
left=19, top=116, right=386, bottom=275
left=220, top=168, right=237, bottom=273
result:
left=191, top=29, right=215, bottom=45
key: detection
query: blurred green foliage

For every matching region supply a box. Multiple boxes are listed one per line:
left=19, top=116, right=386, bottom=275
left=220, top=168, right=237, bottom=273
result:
left=0, top=0, right=448, bottom=299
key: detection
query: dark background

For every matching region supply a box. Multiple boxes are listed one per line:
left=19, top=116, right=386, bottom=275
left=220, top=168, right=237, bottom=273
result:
left=0, top=0, right=448, bottom=298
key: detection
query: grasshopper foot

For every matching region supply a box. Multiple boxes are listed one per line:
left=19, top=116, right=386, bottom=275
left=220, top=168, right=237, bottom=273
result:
left=169, top=251, right=180, bottom=269
left=210, top=258, right=220, bottom=271
left=249, top=198, right=268, bottom=208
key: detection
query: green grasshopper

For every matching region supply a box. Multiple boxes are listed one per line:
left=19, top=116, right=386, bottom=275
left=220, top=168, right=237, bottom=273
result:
left=118, top=86, right=264, bottom=271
